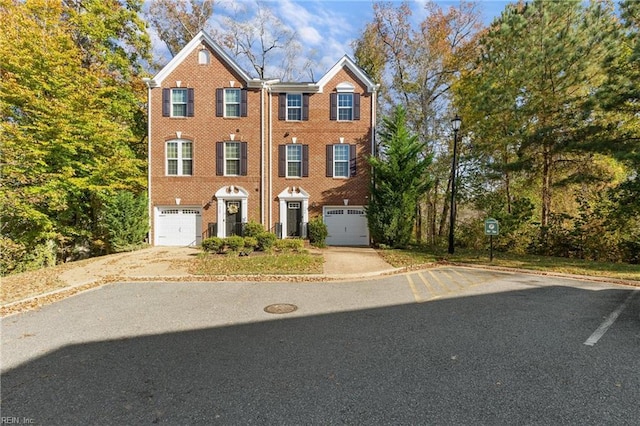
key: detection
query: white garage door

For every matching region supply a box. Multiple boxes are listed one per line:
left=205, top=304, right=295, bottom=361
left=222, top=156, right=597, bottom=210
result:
left=323, top=207, right=369, bottom=246
left=155, top=207, right=202, bottom=246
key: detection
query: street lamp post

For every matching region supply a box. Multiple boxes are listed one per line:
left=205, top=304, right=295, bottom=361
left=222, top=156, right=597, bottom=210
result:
left=448, top=115, right=462, bottom=255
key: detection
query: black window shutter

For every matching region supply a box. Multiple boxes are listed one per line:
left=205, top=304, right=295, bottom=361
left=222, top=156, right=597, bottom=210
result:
left=278, top=145, right=286, bottom=177
left=302, top=145, right=309, bottom=177
left=353, top=93, right=361, bottom=120
left=330, top=93, right=337, bottom=120
left=162, top=88, right=170, bottom=117
left=216, top=88, right=223, bottom=117
left=240, top=142, right=248, bottom=176
left=302, top=94, right=309, bottom=121
left=216, top=142, right=224, bottom=176
left=326, top=145, right=333, bottom=177
left=350, top=144, right=357, bottom=176
left=187, top=88, right=195, bottom=117
left=241, top=89, right=248, bottom=117
left=278, top=94, right=286, bottom=120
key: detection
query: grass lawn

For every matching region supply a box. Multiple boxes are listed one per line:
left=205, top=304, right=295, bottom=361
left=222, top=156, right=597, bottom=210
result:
left=377, top=247, right=640, bottom=282
left=191, top=251, right=324, bottom=275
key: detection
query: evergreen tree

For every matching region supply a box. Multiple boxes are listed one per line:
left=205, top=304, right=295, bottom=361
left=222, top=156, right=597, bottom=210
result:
left=367, top=106, right=433, bottom=247
left=98, top=191, right=149, bottom=253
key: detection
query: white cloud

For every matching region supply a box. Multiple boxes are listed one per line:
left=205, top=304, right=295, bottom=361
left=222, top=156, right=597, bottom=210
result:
left=298, top=26, right=323, bottom=45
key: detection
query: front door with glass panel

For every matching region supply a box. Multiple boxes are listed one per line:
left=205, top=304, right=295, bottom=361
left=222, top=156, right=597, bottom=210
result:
left=226, top=201, right=241, bottom=236
left=287, top=202, right=302, bottom=237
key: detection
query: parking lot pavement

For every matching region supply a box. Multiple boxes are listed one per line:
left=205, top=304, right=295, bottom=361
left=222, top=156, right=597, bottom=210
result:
left=2, top=269, right=639, bottom=425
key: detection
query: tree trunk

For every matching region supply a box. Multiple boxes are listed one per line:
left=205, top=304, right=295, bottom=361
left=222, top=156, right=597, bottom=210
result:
left=430, top=178, right=439, bottom=244
left=541, top=143, right=552, bottom=229
left=416, top=202, right=422, bottom=242
left=503, top=151, right=512, bottom=215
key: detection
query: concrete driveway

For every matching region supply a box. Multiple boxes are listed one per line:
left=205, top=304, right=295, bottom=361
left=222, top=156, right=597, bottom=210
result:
left=320, top=246, right=398, bottom=277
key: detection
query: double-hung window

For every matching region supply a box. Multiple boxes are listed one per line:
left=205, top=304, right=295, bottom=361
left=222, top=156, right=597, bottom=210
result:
left=225, top=88, right=240, bottom=117
left=172, top=89, right=187, bottom=117
left=287, top=145, right=302, bottom=177
left=216, top=88, right=247, bottom=118
left=166, top=140, right=193, bottom=176
left=278, top=93, right=309, bottom=121
left=330, top=89, right=360, bottom=121
left=278, top=144, right=309, bottom=178
left=216, top=141, right=247, bottom=176
left=225, top=142, right=240, bottom=175
left=338, top=93, right=353, bottom=121
left=287, top=94, right=302, bottom=121
left=333, top=144, right=350, bottom=178
left=326, top=144, right=356, bottom=178
left=162, top=88, right=194, bottom=117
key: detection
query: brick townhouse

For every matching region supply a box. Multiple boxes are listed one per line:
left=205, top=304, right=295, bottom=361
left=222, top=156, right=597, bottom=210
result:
left=143, top=31, right=378, bottom=246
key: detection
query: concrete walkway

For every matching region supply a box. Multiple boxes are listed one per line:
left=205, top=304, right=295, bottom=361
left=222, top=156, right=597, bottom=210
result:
left=321, top=246, right=399, bottom=278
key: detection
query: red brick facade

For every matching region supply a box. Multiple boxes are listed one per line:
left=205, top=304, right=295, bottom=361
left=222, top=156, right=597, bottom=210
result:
left=145, top=32, right=377, bottom=245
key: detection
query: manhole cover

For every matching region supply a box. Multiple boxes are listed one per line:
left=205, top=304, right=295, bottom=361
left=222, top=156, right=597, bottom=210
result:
left=264, top=303, right=298, bottom=314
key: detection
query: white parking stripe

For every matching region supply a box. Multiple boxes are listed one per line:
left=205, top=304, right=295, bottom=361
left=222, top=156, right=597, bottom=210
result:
left=584, top=289, right=639, bottom=346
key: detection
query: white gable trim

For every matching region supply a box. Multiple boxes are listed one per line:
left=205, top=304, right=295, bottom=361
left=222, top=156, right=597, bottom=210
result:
left=316, top=55, right=378, bottom=94
left=152, top=31, right=261, bottom=87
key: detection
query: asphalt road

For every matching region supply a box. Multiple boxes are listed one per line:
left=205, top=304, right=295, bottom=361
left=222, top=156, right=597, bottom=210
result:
left=1, top=267, right=639, bottom=425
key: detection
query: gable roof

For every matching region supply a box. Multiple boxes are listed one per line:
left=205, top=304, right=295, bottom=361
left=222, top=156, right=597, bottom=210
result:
left=151, top=31, right=262, bottom=88
left=316, top=55, right=378, bottom=94
left=148, top=32, right=378, bottom=94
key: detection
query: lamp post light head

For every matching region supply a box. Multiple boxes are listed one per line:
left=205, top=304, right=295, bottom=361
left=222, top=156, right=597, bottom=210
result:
left=452, top=115, right=462, bottom=131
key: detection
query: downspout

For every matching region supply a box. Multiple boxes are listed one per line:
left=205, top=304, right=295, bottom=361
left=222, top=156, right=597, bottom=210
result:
left=371, top=84, right=379, bottom=157
left=369, top=85, right=379, bottom=246
left=143, top=78, right=155, bottom=245
left=260, top=83, right=265, bottom=226
left=268, top=86, right=273, bottom=229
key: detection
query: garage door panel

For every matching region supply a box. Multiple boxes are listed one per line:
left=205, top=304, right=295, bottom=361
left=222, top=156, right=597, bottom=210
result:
left=155, top=207, right=202, bottom=246
left=324, top=207, right=369, bottom=246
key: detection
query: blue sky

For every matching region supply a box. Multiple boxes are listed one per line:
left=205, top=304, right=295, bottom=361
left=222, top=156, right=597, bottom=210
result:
left=151, top=0, right=512, bottom=78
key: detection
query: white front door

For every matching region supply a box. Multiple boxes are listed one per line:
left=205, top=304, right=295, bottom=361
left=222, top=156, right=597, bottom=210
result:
left=155, top=207, right=202, bottom=246
left=323, top=207, right=369, bottom=246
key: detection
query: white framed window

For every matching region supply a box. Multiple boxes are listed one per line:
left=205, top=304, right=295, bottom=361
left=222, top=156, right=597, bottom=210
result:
left=166, top=140, right=193, bottom=176
left=225, top=88, right=241, bottom=117
left=171, top=89, right=188, bottom=117
left=287, top=94, right=302, bottom=121
left=333, top=145, right=349, bottom=178
left=338, top=93, right=353, bottom=121
left=287, top=145, right=302, bottom=178
left=225, top=142, right=240, bottom=175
